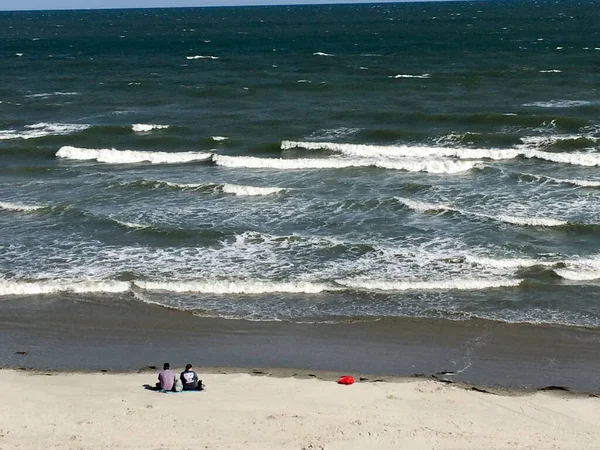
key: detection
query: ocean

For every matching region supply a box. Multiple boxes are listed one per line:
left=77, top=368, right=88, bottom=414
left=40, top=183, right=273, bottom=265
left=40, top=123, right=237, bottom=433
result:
left=1, top=0, right=599, bottom=328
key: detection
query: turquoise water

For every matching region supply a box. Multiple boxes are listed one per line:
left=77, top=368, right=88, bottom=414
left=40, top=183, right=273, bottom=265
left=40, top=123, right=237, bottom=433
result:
left=1, top=1, right=600, bottom=325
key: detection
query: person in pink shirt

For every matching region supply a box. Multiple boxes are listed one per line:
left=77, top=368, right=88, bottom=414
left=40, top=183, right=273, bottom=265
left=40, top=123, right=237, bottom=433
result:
left=157, top=363, right=176, bottom=391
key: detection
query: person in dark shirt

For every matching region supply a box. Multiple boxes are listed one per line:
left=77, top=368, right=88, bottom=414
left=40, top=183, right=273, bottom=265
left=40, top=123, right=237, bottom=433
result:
left=180, top=363, right=199, bottom=390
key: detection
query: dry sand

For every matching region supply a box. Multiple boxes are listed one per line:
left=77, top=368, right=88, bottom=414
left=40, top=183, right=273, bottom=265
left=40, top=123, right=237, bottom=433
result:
left=0, top=369, right=599, bottom=449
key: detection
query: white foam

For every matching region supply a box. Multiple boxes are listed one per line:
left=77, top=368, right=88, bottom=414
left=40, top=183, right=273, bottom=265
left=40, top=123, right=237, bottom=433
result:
left=465, top=256, right=556, bottom=269
left=25, top=92, right=78, bottom=98
left=135, top=179, right=207, bottom=189
left=281, top=140, right=518, bottom=161
left=221, top=184, right=284, bottom=196
left=539, top=69, right=562, bottom=73
left=283, top=140, right=600, bottom=168
left=337, top=277, right=521, bottom=291
left=313, top=52, right=334, bottom=56
left=213, top=154, right=478, bottom=174
left=554, top=257, right=600, bottom=281
left=396, top=197, right=453, bottom=213
left=111, top=218, right=149, bottom=229
left=554, top=268, right=600, bottom=281
left=211, top=136, right=228, bottom=141
left=56, top=146, right=213, bottom=164
left=133, top=279, right=336, bottom=294
left=523, top=149, right=600, bottom=167
left=0, top=122, right=89, bottom=140
left=523, top=100, right=592, bottom=108
left=492, top=214, right=567, bottom=227
left=0, top=201, right=44, bottom=212
left=391, top=74, right=431, bottom=79
left=132, top=123, right=169, bottom=132
left=0, top=280, right=130, bottom=296
left=186, top=55, right=219, bottom=60
left=396, top=197, right=567, bottom=227
left=523, top=173, right=600, bottom=188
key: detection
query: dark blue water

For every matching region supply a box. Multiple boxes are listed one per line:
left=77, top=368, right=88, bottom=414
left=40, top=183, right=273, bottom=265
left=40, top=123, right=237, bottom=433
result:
left=1, top=0, right=600, bottom=326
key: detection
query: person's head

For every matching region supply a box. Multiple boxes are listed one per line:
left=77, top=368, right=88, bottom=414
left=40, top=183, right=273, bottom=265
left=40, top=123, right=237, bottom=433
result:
left=185, top=364, right=192, bottom=371
left=163, top=363, right=170, bottom=370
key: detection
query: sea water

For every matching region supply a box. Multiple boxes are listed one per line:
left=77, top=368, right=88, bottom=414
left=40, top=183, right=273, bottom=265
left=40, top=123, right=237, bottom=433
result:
left=1, top=0, right=599, bottom=326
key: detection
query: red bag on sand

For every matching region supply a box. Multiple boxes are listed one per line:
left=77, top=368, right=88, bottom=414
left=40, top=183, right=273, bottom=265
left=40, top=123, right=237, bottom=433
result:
left=337, top=375, right=355, bottom=385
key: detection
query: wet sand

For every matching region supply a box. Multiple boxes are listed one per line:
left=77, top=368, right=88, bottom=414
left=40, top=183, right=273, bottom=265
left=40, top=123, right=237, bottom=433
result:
left=1, top=295, right=599, bottom=392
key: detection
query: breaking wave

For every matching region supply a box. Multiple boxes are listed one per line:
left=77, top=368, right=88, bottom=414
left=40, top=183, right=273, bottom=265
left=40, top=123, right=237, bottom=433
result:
left=186, top=55, right=219, bottom=60
left=390, top=74, right=431, bottom=79
left=282, top=140, right=600, bottom=167
left=133, top=279, right=337, bottom=294
left=25, top=92, right=78, bottom=99
left=337, top=277, right=522, bottom=291
left=56, top=146, right=213, bottom=164
left=221, top=184, right=284, bottom=196
left=0, top=280, right=130, bottom=296
left=117, top=179, right=284, bottom=196
left=0, top=123, right=89, bottom=140
left=395, top=197, right=569, bottom=227
left=132, top=123, right=170, bottom=132
left=213, top=154, right=478, bottom=174
left=0, top=201, right=45, bottom=212
left=522, top=173, right=600, bottom=188
left=523, top=100, right=594, bottom=108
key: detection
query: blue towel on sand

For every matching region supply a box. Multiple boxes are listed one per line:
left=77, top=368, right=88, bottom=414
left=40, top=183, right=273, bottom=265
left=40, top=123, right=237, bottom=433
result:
left=157, top=389, right=206, bottom=394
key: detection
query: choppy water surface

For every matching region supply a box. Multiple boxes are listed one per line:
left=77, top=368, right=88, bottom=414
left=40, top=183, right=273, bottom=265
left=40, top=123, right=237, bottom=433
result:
left=1, top=0, right=599, bottom=325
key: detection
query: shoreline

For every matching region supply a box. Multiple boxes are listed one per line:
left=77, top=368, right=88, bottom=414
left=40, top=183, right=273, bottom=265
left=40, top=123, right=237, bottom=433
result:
left=1, top=296, right=600, bottom=393
left=5, top=365, right=599, bottom=399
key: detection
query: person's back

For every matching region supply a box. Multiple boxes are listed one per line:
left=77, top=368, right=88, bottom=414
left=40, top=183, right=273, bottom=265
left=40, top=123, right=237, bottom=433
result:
left=180, top=363, right=199, bottom=390
left=158, top=363, right=176, bottom=391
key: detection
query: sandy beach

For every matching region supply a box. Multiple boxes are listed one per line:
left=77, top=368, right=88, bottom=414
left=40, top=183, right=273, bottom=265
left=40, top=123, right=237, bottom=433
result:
left=1, top=368, right=599, bottom=450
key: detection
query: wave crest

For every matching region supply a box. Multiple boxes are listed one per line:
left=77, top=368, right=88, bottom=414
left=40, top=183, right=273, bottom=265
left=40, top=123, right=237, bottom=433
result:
left=132, top=124, right=169, bottom=132
left=0, top=201, right=45, bottom=212
left=0, top=280, right=130, bottom=296
left=133, top=279, right=336, bottom=294
left=221, top=184, right=284, bottom=196
left=56, top=146, right=212, bottom=164
left=214, top=154, right=478, bottom=174
left=337, top=278, right=522, bottom=291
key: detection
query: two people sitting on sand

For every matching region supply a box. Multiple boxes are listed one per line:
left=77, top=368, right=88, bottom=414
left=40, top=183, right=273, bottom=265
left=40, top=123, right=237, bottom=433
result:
left=157, top=363, right=204, bottom=392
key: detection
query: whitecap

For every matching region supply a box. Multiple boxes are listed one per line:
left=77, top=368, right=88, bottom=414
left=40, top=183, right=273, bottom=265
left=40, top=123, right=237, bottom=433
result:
left=0, top=279, right=130, bottom=296
left=132, top=123, right=169, bottom=132
left=337, top=277, right=521, bottom=292
left=133, top=279, right=337, bottom=294
left=391, top=73, right=431, bottom=79
left=221, top=184, right=284, bottom=196
left=492, top=214, right=567, bottom=227
left=313, top=52, right=334, bottom=56
left=213, top=154, right=478, bottom=174
left=282, top=140, right=518, bottom=161
left=0, top=201, right=45, bottom=212
left=396, top=197, right=567, bottom=227
left=186, top=55, right=219, bottom=60
left=0, top=122, right=89, bottom=140
left=211, top=136, right=228, bottom=141
left=56, top=146, right=213, bottom=164
left=25, top=92, right=78, bottom=98
left=523, top=100, right=592, bottom=108
left=522, top=173, right=600, bottom=188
